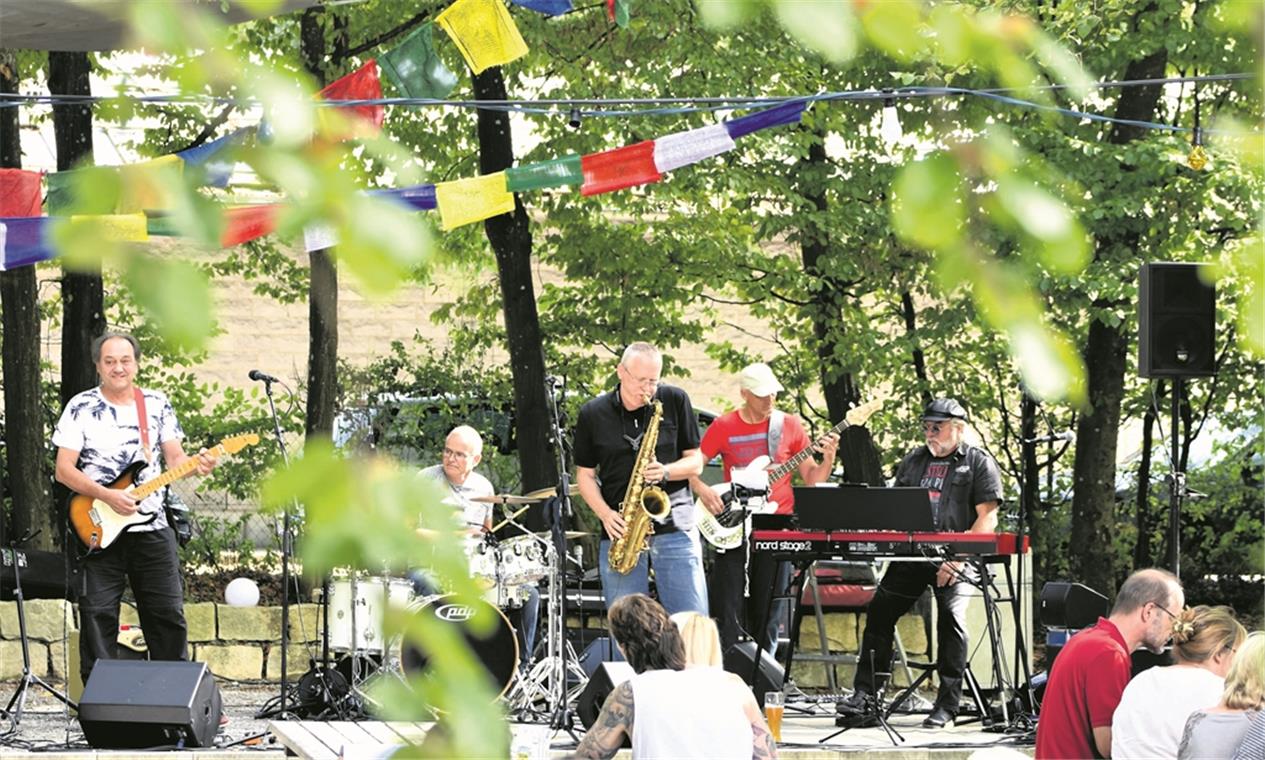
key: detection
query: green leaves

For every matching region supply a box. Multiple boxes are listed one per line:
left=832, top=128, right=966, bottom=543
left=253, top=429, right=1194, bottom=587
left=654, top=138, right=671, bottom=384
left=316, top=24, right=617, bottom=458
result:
left=892, top=152, right=964, bottom=249
left=122, top=256, right=215, bottom=354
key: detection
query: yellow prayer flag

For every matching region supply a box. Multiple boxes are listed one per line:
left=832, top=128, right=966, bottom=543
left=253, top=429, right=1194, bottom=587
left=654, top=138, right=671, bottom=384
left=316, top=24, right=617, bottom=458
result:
left=434, top=172, right=514, bottom=231
left=118, top=155, right=184, bottom=213
left=435, top=0, right=529, bottom=75
left=69, top=213, right=150, bottom=242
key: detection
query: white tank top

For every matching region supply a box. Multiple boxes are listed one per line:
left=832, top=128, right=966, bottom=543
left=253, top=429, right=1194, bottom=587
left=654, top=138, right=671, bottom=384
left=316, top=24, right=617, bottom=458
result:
left=629, top=668, right=753, bottom=760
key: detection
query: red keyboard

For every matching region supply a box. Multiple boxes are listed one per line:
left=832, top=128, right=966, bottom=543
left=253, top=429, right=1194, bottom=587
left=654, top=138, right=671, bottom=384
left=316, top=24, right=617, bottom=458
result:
left=750, top=530, right=1028, bottom=558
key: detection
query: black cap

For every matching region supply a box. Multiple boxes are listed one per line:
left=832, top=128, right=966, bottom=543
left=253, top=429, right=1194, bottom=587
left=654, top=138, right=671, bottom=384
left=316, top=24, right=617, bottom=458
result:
left=922, top=397, right=968, bottom=422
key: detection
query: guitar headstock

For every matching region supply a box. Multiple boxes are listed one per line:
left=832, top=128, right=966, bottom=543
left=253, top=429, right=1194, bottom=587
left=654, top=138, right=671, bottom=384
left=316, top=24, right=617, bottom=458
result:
left=845, top=399, right=883, bottom=428
left=219, top=433, right=261, bottom=455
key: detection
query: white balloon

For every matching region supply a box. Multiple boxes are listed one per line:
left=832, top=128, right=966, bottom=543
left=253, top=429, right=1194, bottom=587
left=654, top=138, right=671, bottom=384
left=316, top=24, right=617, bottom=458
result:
left=224, top=577, right=260, bottom=607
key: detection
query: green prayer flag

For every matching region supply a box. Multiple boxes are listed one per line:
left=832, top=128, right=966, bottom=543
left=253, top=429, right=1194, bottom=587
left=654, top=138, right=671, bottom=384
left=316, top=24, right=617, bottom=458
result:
left=380, top=22, right=458, bottom=100
left=614, top=0, right=630, bottom=29
left=506, top=155, right=583, bottom=192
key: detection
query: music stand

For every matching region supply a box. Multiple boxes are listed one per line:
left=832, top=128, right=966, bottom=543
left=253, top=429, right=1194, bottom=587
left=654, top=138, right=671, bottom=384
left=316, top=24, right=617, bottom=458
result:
left=792, top=486, right=935, bottom=532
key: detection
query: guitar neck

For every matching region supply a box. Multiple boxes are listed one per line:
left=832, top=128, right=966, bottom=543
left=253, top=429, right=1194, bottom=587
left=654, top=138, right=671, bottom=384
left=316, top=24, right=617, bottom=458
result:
left=129, top=443, right=221, bottom=500
left=768, top=419, right=849, bottom=481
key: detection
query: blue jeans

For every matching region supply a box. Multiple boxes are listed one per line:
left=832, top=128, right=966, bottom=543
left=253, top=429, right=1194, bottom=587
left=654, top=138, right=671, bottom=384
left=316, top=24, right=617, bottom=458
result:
left=599, top=530, right=708, bottom=615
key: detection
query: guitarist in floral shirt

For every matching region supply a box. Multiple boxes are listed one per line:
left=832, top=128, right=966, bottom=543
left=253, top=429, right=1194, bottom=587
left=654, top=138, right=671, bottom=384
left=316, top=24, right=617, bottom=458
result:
left=53, top=332, right=217, bottom=685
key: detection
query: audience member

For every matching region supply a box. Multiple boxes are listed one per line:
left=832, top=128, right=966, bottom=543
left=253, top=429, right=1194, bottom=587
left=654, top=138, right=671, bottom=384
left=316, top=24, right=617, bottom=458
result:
left=1035, top=568, right=1184, bottom=759
left=1112, top=605, right=1246, bottom=758
left=1231, top=709, right=1265, bottom=760
left=1178, top=630, right=1264, bottom=759
left=573, top=595, right=777, bottom=760
left=671, top=611, right=724, bottom=668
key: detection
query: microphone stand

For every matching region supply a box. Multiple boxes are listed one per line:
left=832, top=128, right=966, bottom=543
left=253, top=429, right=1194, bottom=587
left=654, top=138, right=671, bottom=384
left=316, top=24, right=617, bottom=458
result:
left=544, top=378, right=582, bottom=740
left=254, top=376, right=301, bottom=720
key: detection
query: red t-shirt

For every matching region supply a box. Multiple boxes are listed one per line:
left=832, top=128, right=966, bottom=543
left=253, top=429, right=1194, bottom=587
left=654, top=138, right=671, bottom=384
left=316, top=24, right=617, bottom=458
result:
left=699, top=410, right=809, bottom=514
left=1035, top=617, right=1132, bottom=759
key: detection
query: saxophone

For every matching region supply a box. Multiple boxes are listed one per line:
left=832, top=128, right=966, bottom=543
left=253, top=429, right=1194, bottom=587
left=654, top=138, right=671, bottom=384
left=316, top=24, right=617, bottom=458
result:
left=607, top=398, right=672, bottom=575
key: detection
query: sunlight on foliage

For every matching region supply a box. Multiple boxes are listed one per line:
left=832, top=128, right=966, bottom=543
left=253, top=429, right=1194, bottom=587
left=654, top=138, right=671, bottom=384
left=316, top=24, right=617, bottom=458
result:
left=260, top=441, right=509, bottom=757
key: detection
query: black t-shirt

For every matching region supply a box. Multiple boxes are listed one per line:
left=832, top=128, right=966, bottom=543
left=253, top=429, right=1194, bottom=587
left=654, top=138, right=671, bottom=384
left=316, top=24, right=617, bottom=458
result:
left=893, top=442, right=1003, bottom=532
left=573, top=384, right=701, bottom=533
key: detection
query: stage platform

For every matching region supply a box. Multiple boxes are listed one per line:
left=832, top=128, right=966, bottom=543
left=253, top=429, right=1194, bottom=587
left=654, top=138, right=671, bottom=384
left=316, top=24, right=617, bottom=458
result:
left=269, top=709, right=1036, bottom=759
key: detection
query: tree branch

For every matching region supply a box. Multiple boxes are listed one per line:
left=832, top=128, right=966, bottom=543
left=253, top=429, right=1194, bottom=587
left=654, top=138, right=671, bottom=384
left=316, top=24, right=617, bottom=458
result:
left=341, top=10, right=433, bottom=62
left=175, top=103, right=235, bottom=152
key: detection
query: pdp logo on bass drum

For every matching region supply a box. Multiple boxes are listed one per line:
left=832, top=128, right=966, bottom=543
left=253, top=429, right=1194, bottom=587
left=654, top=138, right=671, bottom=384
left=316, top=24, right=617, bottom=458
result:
left=435, top=603, right=477, bottom=622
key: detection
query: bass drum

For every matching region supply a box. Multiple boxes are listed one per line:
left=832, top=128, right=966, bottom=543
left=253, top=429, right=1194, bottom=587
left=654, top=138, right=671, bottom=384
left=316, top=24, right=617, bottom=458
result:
left=400, top=594, right=520, bottom=699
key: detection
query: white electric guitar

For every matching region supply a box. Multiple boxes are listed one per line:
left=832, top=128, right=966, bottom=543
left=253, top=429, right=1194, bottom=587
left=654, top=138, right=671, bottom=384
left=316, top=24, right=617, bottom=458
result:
left=695, top=400, right=882, bottom=550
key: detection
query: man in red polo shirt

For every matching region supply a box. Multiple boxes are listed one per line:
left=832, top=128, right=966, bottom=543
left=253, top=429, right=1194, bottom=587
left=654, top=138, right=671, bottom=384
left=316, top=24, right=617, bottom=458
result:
left=1035, top=568, right=1184, bottom=759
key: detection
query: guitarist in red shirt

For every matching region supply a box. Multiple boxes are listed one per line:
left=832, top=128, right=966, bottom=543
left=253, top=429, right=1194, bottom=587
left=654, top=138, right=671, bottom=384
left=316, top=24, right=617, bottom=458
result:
left=690, top=363, right=838, bottom=653
left=53, top=333, right=218, bottom=685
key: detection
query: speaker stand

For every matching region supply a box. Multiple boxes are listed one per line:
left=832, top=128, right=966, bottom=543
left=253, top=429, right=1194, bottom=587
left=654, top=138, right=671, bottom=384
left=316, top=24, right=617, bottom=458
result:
left=1165, top=376, right=1186, bottom=577
left=0, top=534, right=77, bottom=738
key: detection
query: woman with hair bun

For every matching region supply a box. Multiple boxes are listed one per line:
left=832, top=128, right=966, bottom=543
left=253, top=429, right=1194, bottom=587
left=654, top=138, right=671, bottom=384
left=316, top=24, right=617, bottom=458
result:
left=1111, top=605, right=1246, bottom=758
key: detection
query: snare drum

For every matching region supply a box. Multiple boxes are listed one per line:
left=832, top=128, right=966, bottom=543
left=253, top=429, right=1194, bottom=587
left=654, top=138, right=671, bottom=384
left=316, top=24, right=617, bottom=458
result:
left=497, top=535, right=548, bottom=586
left=400, top=594, right=520, bottom=698
left=465, top=538, right=499, bottom=585
left=328, top=576, right=414, bottom=653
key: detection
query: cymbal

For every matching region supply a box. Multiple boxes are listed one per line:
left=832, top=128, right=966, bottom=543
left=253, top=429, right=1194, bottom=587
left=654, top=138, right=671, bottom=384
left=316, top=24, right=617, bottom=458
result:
left=470, top=493, right=543, bottom=505
left=522, top=484, right=581, bottom=500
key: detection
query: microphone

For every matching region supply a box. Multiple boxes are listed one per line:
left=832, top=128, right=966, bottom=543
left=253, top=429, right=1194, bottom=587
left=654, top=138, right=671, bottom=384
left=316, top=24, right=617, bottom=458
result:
left=1022, top=431, right=1075, bottom=445
left=248, top=369, right=279, bottom=383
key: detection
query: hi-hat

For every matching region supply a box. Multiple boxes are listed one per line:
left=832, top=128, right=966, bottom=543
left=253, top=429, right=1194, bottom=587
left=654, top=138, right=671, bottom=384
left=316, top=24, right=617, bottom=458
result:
left=522, top=484, right=581, bottom=500
left=470, top=493, right=543, bottom=505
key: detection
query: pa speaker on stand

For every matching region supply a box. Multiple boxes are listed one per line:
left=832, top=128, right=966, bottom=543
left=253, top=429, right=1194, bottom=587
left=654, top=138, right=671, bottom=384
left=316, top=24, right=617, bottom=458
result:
left=1139, top=262, right=1216, bottom=378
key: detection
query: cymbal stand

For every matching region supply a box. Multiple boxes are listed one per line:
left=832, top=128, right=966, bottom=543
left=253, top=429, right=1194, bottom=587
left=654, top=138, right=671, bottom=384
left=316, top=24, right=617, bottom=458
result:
left=0, top=532, right=76, bottom=738
left=545, top=375, right=585, bottom=740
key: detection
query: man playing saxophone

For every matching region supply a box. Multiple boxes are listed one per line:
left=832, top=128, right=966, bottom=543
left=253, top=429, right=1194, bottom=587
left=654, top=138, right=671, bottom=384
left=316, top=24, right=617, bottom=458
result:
left=574, top=342, right=708, bottom=615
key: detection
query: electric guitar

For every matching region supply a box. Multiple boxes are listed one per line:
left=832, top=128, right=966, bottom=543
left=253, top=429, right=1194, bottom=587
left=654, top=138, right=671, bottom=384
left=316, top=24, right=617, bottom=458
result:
left=69, top=434, right=259, bottom=551
left=695, top=400, right=882, bottom=550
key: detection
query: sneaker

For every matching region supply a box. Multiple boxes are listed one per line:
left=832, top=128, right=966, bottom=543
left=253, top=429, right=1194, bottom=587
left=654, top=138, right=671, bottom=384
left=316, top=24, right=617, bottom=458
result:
left=834, top=690, right=871, bottom=716
left=922, top=705, right=955, bottom=728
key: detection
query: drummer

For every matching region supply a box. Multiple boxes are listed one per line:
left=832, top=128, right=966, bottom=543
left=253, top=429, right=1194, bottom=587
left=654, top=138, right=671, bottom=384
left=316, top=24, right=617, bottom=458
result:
left=417, top=425, right=540, bottom=667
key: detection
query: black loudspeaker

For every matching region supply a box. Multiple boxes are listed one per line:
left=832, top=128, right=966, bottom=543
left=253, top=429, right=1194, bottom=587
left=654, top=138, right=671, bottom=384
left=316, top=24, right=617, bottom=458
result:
left=578, top=636, right=625, bottom=679
left=577, top=661, right=636, bottom=730
left=0, top=548, right=77, bottom=601
left=1139, top=262, right=1216, bottom=378
left=723, top=641, right=785, bottom=704
left=1039, top=581, right=1110, bottom=630
left=78, top=660, right=222, bottom=749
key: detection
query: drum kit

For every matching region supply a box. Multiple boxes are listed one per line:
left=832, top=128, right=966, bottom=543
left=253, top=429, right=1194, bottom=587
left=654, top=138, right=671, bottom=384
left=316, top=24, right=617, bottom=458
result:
left=319, top=485, right=590, bottom=717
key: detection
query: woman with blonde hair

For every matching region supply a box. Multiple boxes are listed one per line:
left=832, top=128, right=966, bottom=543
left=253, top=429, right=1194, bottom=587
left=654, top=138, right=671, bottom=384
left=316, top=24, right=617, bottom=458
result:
left=1178, top=630, right=1265, bottom=759
left=671, top=611, right=724, bottom=668
left=1111, top=605, right=1246, bottom=757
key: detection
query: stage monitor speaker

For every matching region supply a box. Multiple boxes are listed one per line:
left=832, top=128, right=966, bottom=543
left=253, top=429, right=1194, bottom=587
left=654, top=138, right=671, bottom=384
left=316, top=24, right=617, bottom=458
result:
left=577, top=661, right=636, bottom=731
left=1039, top=581, right=1110, bottom=631
left=1139, top=262, right=1216, bottom=378
left=578, top=635, right=625, bottom=679
left=723, top=641, right=784, bottom=704
left=78, top=660, right=222, bottom=749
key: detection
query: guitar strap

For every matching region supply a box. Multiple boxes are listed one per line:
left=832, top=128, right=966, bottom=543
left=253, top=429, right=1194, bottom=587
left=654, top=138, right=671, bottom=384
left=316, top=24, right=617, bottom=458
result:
left=133, top=387, right=152, bottom=464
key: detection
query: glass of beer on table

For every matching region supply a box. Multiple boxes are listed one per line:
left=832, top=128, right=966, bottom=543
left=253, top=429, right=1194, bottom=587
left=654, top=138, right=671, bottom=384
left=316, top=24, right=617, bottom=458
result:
left=764, top=691, right=784, bottom=742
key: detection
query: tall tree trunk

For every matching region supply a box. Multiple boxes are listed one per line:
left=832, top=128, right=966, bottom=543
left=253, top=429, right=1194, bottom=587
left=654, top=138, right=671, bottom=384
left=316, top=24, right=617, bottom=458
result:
left=900, top=290, right=932, bottom=405
left=301, top=8, right=339, bottom=440
left=0, top=51, right=54, bottom=551
left=1020, top=392, right=1041, bottom=585
left=1134, top=383, right=1160, bottom=569
left=49, top=51, right=103, bottom=407
left=472, top=67, right=556, bottom=523
left=798, top=134, right=883, bottom=485
left=1069, top=44, right=1168, bottom=598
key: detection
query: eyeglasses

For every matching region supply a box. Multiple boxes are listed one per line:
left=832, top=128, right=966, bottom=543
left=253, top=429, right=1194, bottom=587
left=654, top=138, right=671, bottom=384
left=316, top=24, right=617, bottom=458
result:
left=1150, top=602, right=1180, bottom=624
left=442, top=447, right=472, bottom=461
left=922, top=422, right=945, bottom=434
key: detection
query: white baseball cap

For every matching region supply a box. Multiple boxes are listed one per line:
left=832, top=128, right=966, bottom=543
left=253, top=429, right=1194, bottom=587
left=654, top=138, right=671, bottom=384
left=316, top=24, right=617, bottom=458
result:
left=739, top=363, right=783, bottom=397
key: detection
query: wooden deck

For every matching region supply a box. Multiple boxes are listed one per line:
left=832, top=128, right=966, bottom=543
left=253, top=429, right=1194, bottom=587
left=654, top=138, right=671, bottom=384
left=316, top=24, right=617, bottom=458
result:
left=267, top=710, right=1036, bottom=759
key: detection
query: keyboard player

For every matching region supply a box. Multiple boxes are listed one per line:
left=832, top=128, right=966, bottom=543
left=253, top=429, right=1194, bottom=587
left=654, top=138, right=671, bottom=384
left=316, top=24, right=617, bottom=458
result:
left=836, top=398, right=1002, bottom=730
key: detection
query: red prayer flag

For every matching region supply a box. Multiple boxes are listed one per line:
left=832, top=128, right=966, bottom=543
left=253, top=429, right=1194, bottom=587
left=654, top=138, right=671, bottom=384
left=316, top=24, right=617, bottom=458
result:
left=221, top=205, right=280, bottom=247
left=0, top=169, right=43, bottom=216
left=580, top=141, right=662, bottom=197
left=318, top=60, right=385, bottom=137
